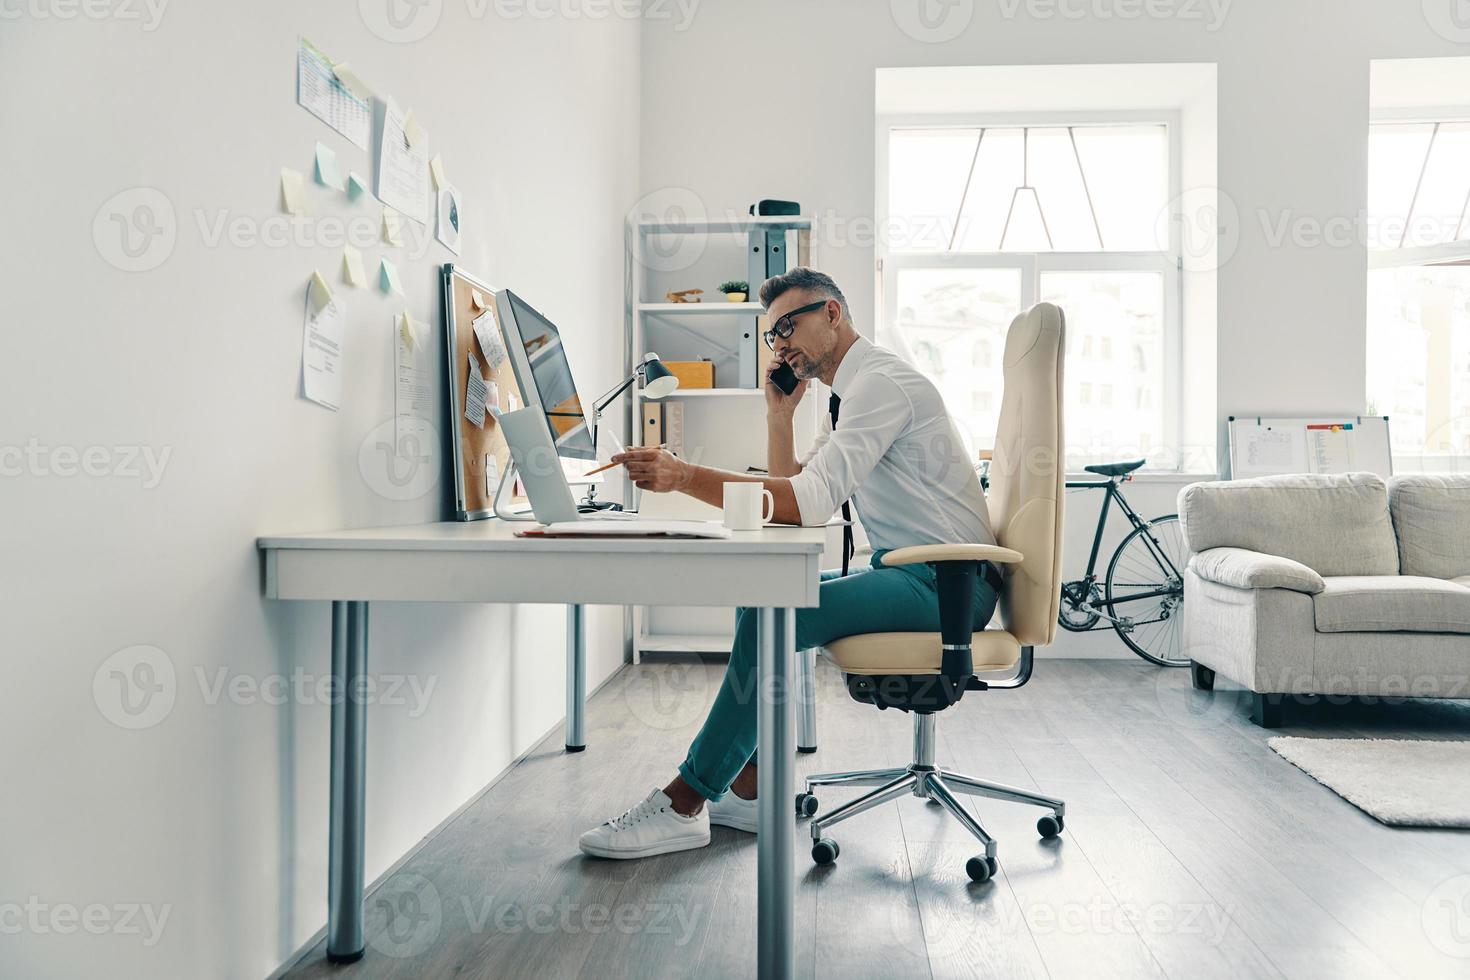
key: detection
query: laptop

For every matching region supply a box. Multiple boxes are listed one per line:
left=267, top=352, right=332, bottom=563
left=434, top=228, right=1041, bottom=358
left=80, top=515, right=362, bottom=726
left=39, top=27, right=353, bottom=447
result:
left=498, top=408, right=730, bottom=538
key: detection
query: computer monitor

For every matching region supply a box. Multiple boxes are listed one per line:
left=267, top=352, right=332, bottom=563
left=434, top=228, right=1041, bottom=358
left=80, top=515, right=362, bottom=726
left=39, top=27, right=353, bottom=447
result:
left=495, top=289, right=597, bottom=461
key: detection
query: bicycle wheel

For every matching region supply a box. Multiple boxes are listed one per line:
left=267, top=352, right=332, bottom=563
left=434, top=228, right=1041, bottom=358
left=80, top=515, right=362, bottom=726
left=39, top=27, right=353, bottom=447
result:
left=1103, top=514, right=1188, bottom=667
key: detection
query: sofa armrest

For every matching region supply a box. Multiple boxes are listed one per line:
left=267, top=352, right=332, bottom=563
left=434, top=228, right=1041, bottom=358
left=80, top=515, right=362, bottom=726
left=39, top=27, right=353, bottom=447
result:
left=1188, top=547, right=1325, bottom=595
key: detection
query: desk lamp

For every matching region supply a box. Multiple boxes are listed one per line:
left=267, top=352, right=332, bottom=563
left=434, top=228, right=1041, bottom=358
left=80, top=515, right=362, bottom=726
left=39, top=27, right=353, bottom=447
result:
left=582, top=353, right=679, bottom=510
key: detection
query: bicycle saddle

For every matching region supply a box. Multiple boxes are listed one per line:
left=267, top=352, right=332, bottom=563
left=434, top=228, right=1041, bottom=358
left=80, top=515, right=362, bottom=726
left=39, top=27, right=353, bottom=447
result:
left=1083, top=458, right=1146, bottom=477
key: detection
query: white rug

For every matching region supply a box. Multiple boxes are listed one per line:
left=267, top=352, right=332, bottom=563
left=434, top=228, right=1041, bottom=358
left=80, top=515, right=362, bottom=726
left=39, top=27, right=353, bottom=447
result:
left=1268, top=737, right=1470, bottom=828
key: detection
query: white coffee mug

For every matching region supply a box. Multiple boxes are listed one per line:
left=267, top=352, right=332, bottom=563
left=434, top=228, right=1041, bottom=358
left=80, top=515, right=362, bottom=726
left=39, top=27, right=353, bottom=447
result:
left=723, top=482, right=775, bottom=530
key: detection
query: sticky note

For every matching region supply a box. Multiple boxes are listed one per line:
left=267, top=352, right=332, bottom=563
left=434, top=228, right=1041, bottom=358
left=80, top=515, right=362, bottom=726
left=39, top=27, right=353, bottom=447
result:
left=331, top=62, right=372, bottom=102
left=308, top=270, right=333, bottom=315
left=347, top=172, right=369, bottom=201
left=342, top=245, right=367, bottom=288
left=381, top=207, right=402, bottom=246
left=403, top=109, right=423, bottom=148
left=470, top=288, right=487, bottom=311
left=314, top=142, right=343, bottom=191
left=280, top=167, right=308, bottom=216
left=380, top=258, right=404, bottom=296
left=399, top=312, right=417, bottom=351
left=429, top=153, right=446, bottom=191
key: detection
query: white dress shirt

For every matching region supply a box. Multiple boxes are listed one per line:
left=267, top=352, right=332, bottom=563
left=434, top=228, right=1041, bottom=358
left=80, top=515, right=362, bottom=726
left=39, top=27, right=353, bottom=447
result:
left=789, top=335, right=996, bottom=552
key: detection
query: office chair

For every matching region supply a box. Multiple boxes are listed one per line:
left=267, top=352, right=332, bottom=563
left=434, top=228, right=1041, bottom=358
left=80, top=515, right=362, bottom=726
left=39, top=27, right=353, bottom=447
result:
left=797, top=302, right=1067, bottom=883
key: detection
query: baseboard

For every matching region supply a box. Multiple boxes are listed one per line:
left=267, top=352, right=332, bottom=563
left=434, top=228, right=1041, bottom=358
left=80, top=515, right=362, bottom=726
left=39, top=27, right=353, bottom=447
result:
left=267, top=661, right=629, bottom=979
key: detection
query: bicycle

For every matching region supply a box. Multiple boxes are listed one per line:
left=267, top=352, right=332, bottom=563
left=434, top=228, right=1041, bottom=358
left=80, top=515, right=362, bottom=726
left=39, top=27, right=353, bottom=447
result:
left=1056, top=459, right=1188, bottom=667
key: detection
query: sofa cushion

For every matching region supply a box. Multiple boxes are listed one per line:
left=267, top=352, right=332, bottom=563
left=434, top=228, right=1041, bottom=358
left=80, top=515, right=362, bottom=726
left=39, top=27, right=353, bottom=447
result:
left=1388, top=475, right=1470, bottom=579
left=1189, top=547, right=1326, bottom=594
left=1178, top=473, right=1398, bottom=576
left=1312, top=575, right=1470, bottom=633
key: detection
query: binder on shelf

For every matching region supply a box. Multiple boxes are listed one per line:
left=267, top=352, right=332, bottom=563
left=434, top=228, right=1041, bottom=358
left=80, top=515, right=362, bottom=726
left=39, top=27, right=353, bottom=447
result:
left=738, top=324, right=759, bottom=388
left=663, top=400, right=685, bottom=456
left=642, top=402, right=664, bottom=446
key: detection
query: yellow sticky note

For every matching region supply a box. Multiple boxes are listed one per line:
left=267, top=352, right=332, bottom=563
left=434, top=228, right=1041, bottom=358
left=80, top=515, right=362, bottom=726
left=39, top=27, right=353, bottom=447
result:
left=399, top=311, right=417, bottom=351
left=403, top=109, right=423, bottom=148
left=380, top=258, right=404, bottom=296
left=280, top=167, right=308, bottom=216
left=331, top=62, right=372, bottom=102
left=470, top=289, right=487, bottom=311
left=429, top=153, right=446, bottom=191
left=308, top=270, right=333, bottom=315
left=381, top=207, right=402, bottom=246
left=342, top=245, right=367, bottom=288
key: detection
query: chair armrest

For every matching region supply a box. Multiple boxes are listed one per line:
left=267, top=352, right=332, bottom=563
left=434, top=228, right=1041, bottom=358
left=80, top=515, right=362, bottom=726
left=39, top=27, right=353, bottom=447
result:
left=1188, top=547, right=1325, bottom=595
left=879, top=543, right=1024, bottom=567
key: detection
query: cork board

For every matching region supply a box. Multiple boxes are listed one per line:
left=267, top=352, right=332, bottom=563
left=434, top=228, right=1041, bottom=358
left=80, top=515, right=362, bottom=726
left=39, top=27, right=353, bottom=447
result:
left=440, top=264, right=526, bottom=520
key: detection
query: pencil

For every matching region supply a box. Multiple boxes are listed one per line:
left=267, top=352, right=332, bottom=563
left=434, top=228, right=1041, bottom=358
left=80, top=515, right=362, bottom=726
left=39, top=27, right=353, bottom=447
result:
left=584, top=444, right=667, bottom=476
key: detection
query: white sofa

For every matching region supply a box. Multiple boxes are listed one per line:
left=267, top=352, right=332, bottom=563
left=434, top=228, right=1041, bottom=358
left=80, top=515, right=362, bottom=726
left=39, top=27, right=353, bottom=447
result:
left=1178, top=472, right=1470, bottom=727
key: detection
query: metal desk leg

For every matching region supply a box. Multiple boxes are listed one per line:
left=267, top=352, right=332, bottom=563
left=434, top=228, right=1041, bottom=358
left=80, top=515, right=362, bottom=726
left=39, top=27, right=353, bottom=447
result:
left=756, top=607, right=796, bottom=980
left=566, top=604, right=586, bottom=752
left=327, top=600, right=369, bottom=963
left=796, top=648, right=817, bottom=753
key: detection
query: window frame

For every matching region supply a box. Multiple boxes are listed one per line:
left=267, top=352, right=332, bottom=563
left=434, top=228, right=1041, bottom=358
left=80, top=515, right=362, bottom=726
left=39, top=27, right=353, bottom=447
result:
left=1367, top=107, right=1470, bottom=471
left=876, top=109, right=1184, bottom=471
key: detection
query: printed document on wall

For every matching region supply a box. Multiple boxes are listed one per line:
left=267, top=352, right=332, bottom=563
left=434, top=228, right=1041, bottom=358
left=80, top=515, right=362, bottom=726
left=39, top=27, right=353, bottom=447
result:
left=395, top=313, right=434, bottom=448
left=375, top=99, right=430, bottom=224
left=297, top=38, right=371, bottom=150
left=302, top=292, right=346, bottom=411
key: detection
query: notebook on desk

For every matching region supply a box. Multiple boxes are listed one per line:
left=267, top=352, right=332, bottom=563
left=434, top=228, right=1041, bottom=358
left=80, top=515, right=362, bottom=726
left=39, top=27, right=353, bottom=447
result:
left=516, top=519, right=732, bottom=539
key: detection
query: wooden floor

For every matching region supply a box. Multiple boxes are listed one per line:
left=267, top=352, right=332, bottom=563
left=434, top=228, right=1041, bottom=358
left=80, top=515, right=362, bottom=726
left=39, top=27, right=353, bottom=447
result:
left=287, top=658, right=1470, bottom=979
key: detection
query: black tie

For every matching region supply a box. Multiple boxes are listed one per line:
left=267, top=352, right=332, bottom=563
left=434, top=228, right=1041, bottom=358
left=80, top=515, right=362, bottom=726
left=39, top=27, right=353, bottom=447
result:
left=829, top=392, right=855, bottom=577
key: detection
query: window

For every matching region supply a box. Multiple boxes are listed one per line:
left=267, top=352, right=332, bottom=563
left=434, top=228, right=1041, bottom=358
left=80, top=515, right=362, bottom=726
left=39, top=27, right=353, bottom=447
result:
left=880, top=120, right=1179, bottom=469
left=1367, top=119, right=1470, bottom=468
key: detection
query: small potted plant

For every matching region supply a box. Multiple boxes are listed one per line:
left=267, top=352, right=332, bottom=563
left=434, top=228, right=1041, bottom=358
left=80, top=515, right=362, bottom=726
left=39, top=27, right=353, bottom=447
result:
left=718, top=280, right=749, bottom=303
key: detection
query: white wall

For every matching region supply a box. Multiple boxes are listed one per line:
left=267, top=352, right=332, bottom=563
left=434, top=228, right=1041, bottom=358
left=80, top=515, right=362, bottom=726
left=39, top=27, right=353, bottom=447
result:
left=2, top=5, right=639, bottom=977
left=639, top=0, right=1468, bottom=655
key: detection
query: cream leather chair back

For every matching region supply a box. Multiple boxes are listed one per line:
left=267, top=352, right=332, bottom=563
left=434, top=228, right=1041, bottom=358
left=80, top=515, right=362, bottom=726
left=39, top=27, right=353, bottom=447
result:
left=987, top=303, right=1066, bottom=646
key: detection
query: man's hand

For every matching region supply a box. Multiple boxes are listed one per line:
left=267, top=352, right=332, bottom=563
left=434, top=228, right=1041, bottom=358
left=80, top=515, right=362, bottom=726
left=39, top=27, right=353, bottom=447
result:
left=611, top=447, right=691, bottom=493
left=764, top=358, right=809, bottom=418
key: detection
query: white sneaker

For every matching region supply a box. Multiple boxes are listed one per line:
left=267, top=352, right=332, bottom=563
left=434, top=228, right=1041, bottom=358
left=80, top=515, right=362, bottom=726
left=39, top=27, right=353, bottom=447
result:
left=579, top=789, right=711, bottom=859
left=709, top=791, right=758, bottom=833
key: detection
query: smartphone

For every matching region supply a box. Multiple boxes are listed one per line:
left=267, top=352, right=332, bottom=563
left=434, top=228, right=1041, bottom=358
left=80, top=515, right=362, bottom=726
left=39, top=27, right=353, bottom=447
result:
left=769, top=361, right=800, bottom=396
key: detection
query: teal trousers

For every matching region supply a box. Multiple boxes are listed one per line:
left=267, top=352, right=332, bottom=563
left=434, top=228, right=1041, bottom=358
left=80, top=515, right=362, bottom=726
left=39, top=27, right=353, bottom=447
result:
left=677, top=551, right=1000, bottom=802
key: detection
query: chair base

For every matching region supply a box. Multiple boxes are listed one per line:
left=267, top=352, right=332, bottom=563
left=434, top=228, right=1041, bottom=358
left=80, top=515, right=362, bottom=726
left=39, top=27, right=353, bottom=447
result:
left=801, top=713, right=1065, bottom=877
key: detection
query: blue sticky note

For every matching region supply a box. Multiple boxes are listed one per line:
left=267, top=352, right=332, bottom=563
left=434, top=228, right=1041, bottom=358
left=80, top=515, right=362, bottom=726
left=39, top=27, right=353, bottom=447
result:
left=314, top=142, right=343, bottom=191
left=347, top=172, right=369, bottom=201
left=379, top=258, right=403, bottom=296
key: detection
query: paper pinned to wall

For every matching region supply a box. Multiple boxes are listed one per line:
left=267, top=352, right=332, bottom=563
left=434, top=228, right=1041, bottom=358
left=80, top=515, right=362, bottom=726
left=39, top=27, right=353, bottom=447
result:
left=374, top=99, right=430, bottom=224
left=472, top=308, right=506, bottom=369
left=280, top=167, right=308, bottom=215
left=301, top=292, right=346, bottom=411
left=395, top=312, right=434, bottom=448
left=464, top=353, right=488, bottom=428
left=436, top=185, right=462, bottom=254
left=342, top=245, right=367, bottom=287
left=314, top=143, right=343, bottom=190
left=296, top=38, right=371, bottom=150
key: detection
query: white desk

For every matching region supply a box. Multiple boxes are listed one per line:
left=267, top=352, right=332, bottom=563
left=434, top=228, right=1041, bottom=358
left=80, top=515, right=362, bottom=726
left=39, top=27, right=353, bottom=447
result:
left=258, top=520, right=825, bottom=978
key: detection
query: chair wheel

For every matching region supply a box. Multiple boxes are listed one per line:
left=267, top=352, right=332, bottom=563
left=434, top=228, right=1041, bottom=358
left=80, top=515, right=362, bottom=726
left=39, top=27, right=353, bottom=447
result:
left=1037, top=814, right=1064, bottom=838
left=795, top=792, right=819, bottom=818
left=966, top=855, right=998, bottom=883
left=812, top=838, right=839, bottom=865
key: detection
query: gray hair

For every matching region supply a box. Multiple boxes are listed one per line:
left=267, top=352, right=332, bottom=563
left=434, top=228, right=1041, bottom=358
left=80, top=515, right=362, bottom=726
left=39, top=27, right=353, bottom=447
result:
left=759, top=267, right=850, bottom=322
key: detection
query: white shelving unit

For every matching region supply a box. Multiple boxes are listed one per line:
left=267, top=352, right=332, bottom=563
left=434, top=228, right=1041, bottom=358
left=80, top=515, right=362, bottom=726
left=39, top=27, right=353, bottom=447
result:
left=624, top=216, right=822, bottom=662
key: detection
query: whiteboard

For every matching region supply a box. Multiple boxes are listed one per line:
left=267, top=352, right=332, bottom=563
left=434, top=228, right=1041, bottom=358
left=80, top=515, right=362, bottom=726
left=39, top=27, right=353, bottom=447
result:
left=1227, top=417, right=1392, bottom=479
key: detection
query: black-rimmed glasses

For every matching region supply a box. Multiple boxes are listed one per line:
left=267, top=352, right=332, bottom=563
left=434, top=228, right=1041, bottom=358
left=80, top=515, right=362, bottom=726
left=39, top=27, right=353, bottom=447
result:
left=762, top=300, right=827, bottom=350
